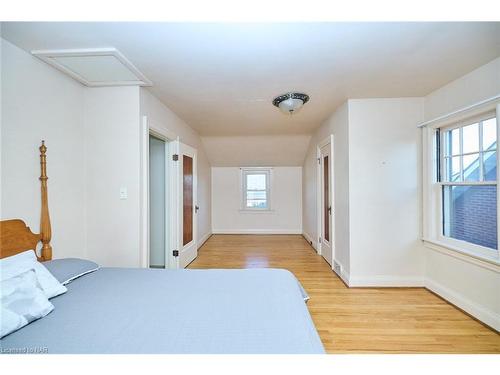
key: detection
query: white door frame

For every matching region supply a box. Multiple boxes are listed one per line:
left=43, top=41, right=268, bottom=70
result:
left=140, top=115, right=178, bottom=269
left=316, top=134, right=335, bottom=268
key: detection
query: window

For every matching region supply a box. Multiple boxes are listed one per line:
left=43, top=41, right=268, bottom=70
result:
left=241, top=168, right=271, bottom=210
left=438, top=116, right=497, bottom=251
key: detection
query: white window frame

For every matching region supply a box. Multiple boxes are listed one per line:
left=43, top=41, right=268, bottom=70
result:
left=422, top=105, right=500, bottom=265
left=240, top=167, right=272, bottom=211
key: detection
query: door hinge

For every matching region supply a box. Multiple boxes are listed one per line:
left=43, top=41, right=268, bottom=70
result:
left=172, top=250, right=179, bottom=257
left=317, top=158, right=321, bottom=164
left=172, top=154, right=179, bottom=161
left=319, top=237, right=321, bottom=242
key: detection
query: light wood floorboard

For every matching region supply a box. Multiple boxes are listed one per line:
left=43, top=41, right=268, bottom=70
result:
left=189, top=234, right=500, bottom=353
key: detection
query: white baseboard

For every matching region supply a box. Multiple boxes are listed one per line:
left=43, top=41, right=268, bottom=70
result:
left=197, top=232, right=212, bottom=249
left=425, top=277, right=500, bottom=332
left=340, top=269, right=350, bottom=285
left=212, top=229, right=302, bottom=235
left=302, top=231, right=318, bottom=251
left=348, top=275, right=424, bottom=287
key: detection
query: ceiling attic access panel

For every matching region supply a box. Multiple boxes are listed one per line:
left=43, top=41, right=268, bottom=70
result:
left=31, top=48, right=152, bottom=87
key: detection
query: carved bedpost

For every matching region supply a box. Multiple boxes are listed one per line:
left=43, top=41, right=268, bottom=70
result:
left=39, top=141, right=52, bottom=261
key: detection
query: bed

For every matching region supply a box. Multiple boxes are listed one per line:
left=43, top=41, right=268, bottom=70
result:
left=0, top=142, right=324, bottom=354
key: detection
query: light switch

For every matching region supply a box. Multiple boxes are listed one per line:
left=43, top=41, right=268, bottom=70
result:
left=120, top=187, right=128, bottom=200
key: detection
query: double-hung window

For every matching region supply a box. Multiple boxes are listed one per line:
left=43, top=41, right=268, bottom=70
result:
left=241, top=168, right=271, bottom=210
left=428, top=112, right=498, bottom=259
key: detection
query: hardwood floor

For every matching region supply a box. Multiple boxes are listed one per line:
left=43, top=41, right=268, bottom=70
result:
left=189, top=234, right=500, bottom=353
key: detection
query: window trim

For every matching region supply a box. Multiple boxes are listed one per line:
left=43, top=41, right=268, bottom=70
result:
left=422, top=105, right=500, bottom=265
left=240, top=167, right=272, bottom=211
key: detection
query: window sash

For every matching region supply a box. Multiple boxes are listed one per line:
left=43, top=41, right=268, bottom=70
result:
left=434, top=182, right=499, bottom=255
left=422, top=107, right=500, bottom=264
left=438, top=111, right=496, bottom=133
left=434, top=113, right=498, bottom=253
left=441, top=184, right=497, bottom=250
left=439, top=116, right=497, bottom=183
left=241, top=169, right=271, bottom=210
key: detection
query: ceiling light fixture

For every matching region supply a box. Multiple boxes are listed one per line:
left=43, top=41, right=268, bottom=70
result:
left=272, top=92, right=310, bottom=115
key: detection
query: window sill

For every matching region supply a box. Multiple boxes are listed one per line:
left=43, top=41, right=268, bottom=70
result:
left=238, top=209, right=275, bottom=214
left=423, top=238, right=500, bottom=271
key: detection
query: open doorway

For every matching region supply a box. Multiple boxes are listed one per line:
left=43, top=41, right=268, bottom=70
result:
left=141, top=116, right=198, bottom=269
left=141, top=116, right=175, bottom=269
left=149, top=134, right=168, bottom=268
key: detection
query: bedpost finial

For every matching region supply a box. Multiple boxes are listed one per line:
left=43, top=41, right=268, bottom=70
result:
left=39, top=140, right=51, bottom=260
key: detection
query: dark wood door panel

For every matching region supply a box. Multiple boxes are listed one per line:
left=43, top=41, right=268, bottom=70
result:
left=324, top=155, right=329, bottom=242
left=183, top=155, right=193, bottom=246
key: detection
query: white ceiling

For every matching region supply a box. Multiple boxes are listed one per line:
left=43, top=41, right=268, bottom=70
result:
left=2, top=22, right=500, bottom=137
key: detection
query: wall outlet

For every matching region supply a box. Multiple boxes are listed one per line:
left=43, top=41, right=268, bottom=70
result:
left=333, top=261, right=342, bottom=275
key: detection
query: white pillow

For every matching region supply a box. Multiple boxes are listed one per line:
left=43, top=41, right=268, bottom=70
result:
left=0, top=250, right=67, bottom=299
left=1, top=269, right=54, bottom=338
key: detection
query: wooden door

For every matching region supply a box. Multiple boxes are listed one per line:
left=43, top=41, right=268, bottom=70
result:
left=320, top=143, right=333, bottom=265
left=176, top=141, right=197, bottom=268
left=183, top=155, right=193, bottom=246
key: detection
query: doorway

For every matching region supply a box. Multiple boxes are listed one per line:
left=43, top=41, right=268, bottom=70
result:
left=317, top=135, right=334, bottom=266
left=141, top=116, right=198, bottom=269
left=149, top=134, right=168, bottom=268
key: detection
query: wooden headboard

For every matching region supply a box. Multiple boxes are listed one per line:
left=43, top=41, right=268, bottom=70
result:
left=0, top=141, right=52, bottom=261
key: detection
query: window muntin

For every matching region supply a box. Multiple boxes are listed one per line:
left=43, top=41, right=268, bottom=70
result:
left=242, top=169, right=271, bottom=210
left=438, top=116, right=497, bottom=250
left=442, top=118, right=497, bottom=183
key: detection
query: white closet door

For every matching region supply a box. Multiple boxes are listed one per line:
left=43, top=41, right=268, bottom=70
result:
left=172, top=140, right=198, bottom=268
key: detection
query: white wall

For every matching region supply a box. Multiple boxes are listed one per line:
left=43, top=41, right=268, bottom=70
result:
left=303, top=102, right=350, bottom=277
left=1, top=38, right=86, bottom=259
left=348, top=98, right=425, bottom=286
left=1, top=39, right=143, bottom=267
left=425, top=247, right=500, bottom=331
left=83, top=86, right=142, bottom=267
left=1, top=39, right=213, bottom=267
left=423, top=56, right=500, bottom=331
left=140, top=89, right=212, bottom=246
left=212, top=167, right=302, bottom=234
left=83, top=88, right=214, bottom=268
left=303, top=99, right=425, bottom=285
left=424, top=57, right=500, bottom=121
left=202, top=135, right=311, bottom=167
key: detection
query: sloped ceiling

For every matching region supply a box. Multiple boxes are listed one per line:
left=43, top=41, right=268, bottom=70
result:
left=202, top=135, right=312, bottom=166
left=2, top=22, right=499, bottom=166
left=3, top=22, right=500, bottom=137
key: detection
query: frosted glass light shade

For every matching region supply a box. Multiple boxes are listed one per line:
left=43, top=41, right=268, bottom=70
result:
left=273, top=92, right=309, bottom=115
left=278, top=97, right=304, bottom=114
